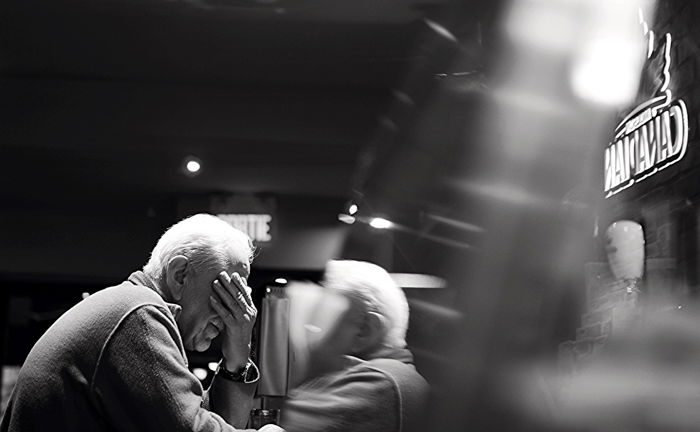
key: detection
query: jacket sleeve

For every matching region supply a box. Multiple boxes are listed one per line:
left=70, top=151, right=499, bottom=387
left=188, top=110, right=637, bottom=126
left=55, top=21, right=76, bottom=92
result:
left=91, top=304, right=256, bottom=432
left=281, top=367, right=398, bottom=432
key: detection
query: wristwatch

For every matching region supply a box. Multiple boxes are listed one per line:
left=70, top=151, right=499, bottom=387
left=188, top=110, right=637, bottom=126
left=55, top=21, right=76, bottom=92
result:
left=216, top=360, right=254, bottom=382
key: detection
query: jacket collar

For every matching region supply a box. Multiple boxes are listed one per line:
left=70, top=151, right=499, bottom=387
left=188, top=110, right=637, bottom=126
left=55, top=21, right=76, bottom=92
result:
left=349, top=346, right=416, bottom=365
left=127, top=271, right=182, bottom=320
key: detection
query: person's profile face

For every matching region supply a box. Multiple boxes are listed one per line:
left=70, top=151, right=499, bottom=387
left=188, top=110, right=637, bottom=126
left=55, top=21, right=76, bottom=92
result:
left=306, top=293, right=365, bottom=370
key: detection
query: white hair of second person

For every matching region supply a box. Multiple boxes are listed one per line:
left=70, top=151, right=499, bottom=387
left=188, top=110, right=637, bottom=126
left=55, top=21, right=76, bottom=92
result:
left=143, top=214, right=254, bottom=282
left=323, top=260, right=409, bottom=349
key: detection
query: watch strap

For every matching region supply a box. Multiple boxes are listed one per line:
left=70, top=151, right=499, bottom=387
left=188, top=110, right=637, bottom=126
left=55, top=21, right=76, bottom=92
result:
left=216, top=359, right=259, bottom=383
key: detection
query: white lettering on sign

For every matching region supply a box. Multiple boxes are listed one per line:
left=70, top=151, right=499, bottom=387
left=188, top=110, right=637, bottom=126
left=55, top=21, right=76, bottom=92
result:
left=604, top=29, right=690, bottom=199
left=217, top=214, right=272, bottom=242
left=605, top=101, right=688, bottom=196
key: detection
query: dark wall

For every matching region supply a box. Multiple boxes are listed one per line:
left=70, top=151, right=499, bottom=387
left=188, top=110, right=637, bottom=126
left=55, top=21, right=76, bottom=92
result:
left=0, top=194, right=346, bottom=281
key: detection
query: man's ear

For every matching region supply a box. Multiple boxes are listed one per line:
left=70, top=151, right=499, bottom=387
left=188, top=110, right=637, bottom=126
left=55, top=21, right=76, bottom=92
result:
left=352, top=312, right=387, bottom=355
left=165, top=255, right=189, bottom=301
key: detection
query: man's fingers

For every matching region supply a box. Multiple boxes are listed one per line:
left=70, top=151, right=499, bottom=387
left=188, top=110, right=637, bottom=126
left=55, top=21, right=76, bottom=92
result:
left=210, top=296, right=234, bottom=323
left=213, top=272, right=250, bottom=314
left=213, top=271, right=256, bottom=315
left=212, top=279, right=241, bottom=314
left=231, top=272, right=254, bottom=308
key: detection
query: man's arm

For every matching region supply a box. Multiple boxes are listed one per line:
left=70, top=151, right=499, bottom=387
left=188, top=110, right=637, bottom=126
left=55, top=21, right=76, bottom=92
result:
left=207, top=271, right=259, bottom=426
left=93, top=304, right=256, bottom=431
left=204, top=360, right=259, bottom=427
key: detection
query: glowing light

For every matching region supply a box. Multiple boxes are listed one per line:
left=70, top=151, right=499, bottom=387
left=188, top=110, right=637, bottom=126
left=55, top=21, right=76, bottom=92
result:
left=304, top=324, right=322, bottom=333
left=275, top=278, right=288, bottom=284
left=571, top=37, right=644, bottom=106
left=424, top=19, right=457, bottom=42
left=338, top=214, right=355, bottom=224
left=348, top=204, right=358, bottom=215
left=603, top=30, right=689, bottom=198
left=183, top=156, right=203, bottom=177
left=192, top=368, right=208, bottom=380
left=217, top=214, right=272, bottom=242
left=570, top=0, right=651, bottom=107
left=390, top=273, right=447, bottom=289
left=369, top=217, right=393, bottom=229
left=208, top=362, right=219, bottom=372
left=504, top=0, right=579, bottom=53
left=186, top=160, right=200, bottom=173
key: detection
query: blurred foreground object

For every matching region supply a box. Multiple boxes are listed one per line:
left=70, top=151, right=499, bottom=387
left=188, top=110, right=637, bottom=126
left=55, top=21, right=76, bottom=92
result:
left=557, top=305, right=700, bottom=431
left=281, top=261, right=429, bottom=432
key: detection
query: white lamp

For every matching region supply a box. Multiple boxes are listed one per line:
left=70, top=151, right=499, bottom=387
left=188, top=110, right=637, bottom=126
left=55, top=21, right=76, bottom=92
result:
left=605, top=220, right=645, bottom=293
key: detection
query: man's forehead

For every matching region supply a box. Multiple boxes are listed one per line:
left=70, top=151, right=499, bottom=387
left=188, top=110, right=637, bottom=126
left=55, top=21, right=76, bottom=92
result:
left=227, top=255, right=250, bottom=278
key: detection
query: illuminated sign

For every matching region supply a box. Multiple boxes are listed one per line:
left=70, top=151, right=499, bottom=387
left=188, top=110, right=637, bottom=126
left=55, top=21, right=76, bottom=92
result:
left=217, top=214, right=273, bottom=242
left=604, top=18, right=689, bottom=199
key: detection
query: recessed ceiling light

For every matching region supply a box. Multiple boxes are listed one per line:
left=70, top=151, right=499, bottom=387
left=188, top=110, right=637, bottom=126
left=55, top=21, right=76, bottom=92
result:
left=338, top=214, right=356, bottom=224
left=186, top=160, right=200, bottom=173
left=182, top=156, right=202, bottom=177
left=369, top=217, right=393, bottom=229
left=275, top=278, right=288, bottom=284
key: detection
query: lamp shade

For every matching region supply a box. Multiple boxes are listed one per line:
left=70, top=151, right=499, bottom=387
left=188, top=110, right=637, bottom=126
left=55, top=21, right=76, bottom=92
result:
left=605, top=220, right=645, bottom=280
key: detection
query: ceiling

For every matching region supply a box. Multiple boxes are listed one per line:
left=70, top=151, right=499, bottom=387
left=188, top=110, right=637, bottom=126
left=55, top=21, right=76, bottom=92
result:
left=0, top=0, right=495, bottom=209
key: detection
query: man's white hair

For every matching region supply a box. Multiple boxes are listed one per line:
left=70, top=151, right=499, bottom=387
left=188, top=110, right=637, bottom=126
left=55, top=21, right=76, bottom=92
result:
left=143, top=214, right=254, bottom=282
left=323, top=260, right=409, bottom=349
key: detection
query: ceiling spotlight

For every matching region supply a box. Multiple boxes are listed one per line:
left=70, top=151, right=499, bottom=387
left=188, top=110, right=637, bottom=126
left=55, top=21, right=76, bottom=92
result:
left=275, top=278, right=288, bottom=284
left=182, top=156, right=202, bottom=177
left=338, top=214, right=356, bottom=224
left=186, top=160, right=200, bottom=173
left=370, top=217, right=393, bottom=229
left=348, top=204, right=358, bottom=215
left=208, top=362, right=219, bottom=372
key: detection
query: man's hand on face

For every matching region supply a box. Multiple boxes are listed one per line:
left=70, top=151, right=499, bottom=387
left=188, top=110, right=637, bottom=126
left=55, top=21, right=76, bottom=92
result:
left=209, top=271, right=258, bottom=370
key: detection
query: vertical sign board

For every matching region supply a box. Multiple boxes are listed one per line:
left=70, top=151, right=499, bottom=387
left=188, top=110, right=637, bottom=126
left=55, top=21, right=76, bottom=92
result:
left=604, top=14, right=689, bottom=198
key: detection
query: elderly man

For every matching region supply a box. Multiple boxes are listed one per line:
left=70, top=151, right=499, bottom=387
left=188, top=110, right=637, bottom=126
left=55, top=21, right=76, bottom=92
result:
left=1, top=214, right=281, bottom=432
left=281, top=260, right=429, bottom=432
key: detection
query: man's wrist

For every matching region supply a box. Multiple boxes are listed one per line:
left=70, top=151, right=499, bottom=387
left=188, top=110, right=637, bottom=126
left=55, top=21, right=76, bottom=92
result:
left=216, top=359, right=259, bottom=383
left=223, top=355, right=248, bottom=371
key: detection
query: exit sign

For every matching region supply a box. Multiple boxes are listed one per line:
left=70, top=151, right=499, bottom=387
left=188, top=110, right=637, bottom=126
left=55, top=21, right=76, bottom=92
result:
left=217, top=214, right=273, bottom=243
